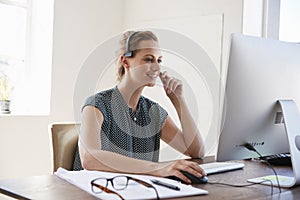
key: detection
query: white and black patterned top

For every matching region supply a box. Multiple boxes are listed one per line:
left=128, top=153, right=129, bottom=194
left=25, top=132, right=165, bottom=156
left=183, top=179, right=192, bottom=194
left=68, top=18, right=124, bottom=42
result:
left=73, top=87, right=168, bottom=170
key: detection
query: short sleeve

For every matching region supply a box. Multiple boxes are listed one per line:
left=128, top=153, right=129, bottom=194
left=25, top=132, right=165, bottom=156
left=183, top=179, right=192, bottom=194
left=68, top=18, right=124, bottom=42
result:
left=82, top=95, right=98, bottom=111
left=157, top=103, right=168, bottom=130
left=81, top=93, right=108, bottom=117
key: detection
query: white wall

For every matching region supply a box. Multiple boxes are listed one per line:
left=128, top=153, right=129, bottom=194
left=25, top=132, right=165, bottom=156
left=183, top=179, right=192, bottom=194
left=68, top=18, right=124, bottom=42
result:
left=0, top=0, right=244, bottom=179
left=243, top=0, right=264, bottom=37
left=0, top=0, right=123, bottom=179
left=122, top=0, right=244, bottom=159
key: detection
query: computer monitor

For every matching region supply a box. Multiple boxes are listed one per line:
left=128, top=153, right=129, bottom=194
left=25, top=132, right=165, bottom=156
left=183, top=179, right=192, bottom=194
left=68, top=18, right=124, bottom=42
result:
left=217, top=33, right=300, bottom=162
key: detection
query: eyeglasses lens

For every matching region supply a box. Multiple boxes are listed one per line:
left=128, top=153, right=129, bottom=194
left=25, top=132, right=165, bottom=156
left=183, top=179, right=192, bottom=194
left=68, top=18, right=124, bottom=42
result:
left=113, top=176, right=128, bottom=190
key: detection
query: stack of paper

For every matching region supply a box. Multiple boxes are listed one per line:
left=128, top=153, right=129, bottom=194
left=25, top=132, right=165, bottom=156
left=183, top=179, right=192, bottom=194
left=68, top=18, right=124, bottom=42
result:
left=55, top=167, right=208, bottom=199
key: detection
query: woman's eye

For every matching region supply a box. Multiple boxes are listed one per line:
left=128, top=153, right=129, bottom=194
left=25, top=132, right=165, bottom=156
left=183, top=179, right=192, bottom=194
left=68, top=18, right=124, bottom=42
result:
left=144, top=57, right=162, bottom=63
left=145, top=58, right=153, bottom=62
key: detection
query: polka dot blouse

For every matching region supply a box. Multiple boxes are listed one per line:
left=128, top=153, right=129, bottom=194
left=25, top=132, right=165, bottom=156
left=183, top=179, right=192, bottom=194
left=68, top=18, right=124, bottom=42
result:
left=73, top=87, right=168, bottom=170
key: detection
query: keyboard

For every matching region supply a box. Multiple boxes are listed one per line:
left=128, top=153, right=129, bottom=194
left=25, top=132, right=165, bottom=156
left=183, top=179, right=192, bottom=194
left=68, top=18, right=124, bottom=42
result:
left=199, top=162, right=245, bottom=175
left=261, top=153, right=292, bottom=166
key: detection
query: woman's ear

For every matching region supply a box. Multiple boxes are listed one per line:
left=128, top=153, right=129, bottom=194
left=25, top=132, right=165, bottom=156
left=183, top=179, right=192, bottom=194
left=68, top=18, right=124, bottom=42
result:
left=121, top=56, right=130, bottom=68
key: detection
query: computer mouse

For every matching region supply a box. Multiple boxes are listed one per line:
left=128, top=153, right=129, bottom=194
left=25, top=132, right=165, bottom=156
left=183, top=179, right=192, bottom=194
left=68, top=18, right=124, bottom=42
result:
left=166, top=171, right=208, bottom=184
left=182, top=171, right=208, bottom=184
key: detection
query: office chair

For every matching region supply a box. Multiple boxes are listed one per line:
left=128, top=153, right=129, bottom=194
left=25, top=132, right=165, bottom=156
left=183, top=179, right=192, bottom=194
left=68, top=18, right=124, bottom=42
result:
left=49, top=122, right=80, bottom=173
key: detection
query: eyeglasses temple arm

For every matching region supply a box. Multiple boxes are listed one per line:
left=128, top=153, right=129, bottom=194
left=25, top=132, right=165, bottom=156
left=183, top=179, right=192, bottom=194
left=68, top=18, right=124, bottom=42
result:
left=130, top=177, right=160, bottom=200
left=92, top=183, right=125, bottom=200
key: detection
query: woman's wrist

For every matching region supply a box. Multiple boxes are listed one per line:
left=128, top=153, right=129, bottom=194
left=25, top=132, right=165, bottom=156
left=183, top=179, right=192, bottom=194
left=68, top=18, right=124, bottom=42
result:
left=147, top=162, right=163, bottom=176
left=168, top=92, right=185, bottom=104
left=169, top=94, right=186, bottom=113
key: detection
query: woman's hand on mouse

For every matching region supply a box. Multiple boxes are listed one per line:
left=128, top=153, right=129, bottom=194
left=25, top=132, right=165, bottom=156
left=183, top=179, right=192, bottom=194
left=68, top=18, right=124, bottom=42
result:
left=152, top=160, right=206, bottom=184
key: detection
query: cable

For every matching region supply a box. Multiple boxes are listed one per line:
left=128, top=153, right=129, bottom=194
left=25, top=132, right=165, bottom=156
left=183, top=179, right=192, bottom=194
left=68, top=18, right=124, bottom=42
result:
left=208, top=180, right=274, bottom=196
left=242, top=143, right=282, bottom=193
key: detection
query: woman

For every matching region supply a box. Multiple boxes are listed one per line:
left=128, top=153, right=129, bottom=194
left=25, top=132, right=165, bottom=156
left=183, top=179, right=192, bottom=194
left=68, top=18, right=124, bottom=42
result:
left=76, top=30, right=206, bottom=184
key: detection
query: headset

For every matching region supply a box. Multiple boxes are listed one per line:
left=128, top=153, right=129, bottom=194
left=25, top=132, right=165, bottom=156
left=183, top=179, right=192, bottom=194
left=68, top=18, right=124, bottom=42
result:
left=124, top=31, right=138, bottom=57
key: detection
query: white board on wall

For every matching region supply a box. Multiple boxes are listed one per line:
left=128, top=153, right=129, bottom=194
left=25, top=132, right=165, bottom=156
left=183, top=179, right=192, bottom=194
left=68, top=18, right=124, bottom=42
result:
left=134, top=15, right=224, bottom=160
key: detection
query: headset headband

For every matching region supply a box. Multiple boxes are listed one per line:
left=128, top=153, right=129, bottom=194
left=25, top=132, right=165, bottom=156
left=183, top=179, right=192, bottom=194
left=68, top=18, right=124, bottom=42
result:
left=124, top=31, right=138, bottom=57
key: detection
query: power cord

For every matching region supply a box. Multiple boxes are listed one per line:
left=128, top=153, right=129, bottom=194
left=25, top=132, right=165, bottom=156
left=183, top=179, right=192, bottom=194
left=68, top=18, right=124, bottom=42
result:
left=242, top=143, right=282, bottom=193
left=208, top=180, right=274, bottom=196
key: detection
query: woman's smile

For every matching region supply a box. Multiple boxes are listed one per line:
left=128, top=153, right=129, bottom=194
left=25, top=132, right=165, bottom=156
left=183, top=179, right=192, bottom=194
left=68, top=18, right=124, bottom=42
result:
left=146, top=72, right=159, bottom=79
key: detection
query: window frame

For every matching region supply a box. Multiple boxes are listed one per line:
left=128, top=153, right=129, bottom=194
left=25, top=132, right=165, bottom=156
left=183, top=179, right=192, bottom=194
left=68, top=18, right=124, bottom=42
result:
left=0, top=0, right=53, bottom=116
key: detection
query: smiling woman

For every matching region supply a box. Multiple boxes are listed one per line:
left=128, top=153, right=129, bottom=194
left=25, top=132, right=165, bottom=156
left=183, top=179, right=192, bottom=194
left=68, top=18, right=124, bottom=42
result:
left=120, top=39, right=162, bottom=88
left=116, top=31, right=161, bottom=82
left=74, top=30, right=206, bottom=184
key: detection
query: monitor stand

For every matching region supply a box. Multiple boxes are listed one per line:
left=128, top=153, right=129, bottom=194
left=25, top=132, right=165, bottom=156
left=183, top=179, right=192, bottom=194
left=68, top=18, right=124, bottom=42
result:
left=248, top=99, right=300, bottom=188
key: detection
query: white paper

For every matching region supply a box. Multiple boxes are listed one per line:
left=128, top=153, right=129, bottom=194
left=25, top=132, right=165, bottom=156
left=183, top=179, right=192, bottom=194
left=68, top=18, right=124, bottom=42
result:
left=55, top=167, right=208, bottom=199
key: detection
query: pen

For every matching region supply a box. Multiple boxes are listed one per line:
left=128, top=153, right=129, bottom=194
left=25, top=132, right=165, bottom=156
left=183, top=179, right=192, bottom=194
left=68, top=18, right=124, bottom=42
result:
left=151, top=179, right=180, bottom=191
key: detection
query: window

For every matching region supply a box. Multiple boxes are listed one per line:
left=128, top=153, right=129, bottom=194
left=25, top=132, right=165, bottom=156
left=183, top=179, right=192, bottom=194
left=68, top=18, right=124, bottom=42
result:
left=279, top=0, right=300, bottom=42
left=0, top=1, right=26, bottom=66
left=0, top=0, right=53, bottom=115
left=0, top=0, right=27, bottom=112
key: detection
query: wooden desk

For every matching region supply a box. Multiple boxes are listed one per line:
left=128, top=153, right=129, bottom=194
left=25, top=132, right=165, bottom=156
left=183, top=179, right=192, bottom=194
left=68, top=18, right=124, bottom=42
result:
left=1, top=158, right=299, bottom=200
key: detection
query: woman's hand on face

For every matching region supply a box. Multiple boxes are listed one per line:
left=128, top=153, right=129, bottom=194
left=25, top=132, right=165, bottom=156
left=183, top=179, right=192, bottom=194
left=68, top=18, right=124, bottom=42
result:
left=154, top=160, right=206, bottom=184
left=160, top=71, right=183, bottom=99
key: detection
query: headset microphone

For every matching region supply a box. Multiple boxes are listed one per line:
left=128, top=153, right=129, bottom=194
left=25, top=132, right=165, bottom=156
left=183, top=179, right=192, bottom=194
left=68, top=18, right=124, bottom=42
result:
left=124, top=31, right=138, bottom=57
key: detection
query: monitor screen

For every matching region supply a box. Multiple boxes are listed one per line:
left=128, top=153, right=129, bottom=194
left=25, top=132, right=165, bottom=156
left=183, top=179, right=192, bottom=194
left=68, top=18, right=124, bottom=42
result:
left=217, top=34, right=300, bottom=162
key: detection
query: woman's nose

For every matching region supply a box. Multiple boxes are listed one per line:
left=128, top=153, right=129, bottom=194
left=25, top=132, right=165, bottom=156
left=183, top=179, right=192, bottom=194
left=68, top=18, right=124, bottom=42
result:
left=151, top=62, right=161, bottom=72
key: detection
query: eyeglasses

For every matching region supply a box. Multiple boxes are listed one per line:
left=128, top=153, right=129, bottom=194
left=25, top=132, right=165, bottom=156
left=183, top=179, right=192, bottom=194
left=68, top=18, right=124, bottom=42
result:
left=91, top=175, right=160, bottom=200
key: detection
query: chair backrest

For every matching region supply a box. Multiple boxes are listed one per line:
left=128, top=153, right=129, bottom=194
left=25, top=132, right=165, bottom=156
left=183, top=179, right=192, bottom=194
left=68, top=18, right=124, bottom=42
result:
left=49, top=122, right=80, bottom=173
